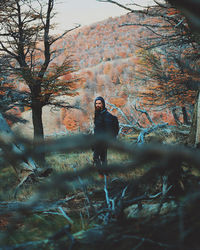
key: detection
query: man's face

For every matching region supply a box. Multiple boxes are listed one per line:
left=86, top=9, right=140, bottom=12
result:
left=95, top=100, right=104, bottom=111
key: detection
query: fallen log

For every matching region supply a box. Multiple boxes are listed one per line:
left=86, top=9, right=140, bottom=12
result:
left=0, top=195, right=76, bottom=215
left=124, top=200, right=177, bottom=219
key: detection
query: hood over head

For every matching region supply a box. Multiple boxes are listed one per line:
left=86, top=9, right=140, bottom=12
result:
left=94, top=96, right=105, bottom=109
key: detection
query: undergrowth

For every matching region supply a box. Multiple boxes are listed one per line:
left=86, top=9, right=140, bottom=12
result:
left=0, top=131, right=192, bottom=247
left=0, top=146, right=132, bottom=247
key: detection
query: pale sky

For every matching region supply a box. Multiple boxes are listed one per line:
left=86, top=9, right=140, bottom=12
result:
left=55, top=0, right=155, bottom=33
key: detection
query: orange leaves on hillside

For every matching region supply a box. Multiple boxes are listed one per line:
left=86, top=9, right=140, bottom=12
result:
left=7, top=106, right=22, bottom=126
left=61, top=13, right=139, bottom=70
left=96, top=75, right=105, bottom=93
left=63, top=113, right=78, bottom=131
left=167, top=8, right=180, bottom=16
left=103, top=63, right=112, bottom=75
left=118, top=51, right=127, bottom=58
left=83, top=70, right=94, bottom=81
left=110, top=97, right=126, bottom=107
left=62, top=109, right=90, bottom=132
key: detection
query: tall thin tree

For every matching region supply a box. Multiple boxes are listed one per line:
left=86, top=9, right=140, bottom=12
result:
left=0, top=0, right=80, bottom=145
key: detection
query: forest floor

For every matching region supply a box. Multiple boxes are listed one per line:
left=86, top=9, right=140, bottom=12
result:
left=1, top=131, right=200, bottom=249
left=0, top=145, right=131, bottom=246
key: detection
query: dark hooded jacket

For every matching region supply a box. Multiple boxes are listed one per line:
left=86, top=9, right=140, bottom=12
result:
left=94, top=97, right=116, bottom=137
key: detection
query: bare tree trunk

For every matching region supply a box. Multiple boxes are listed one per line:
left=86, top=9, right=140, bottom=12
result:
left=182, top=106, right=189, bottom=125
left=171, top=107, right=181, bottom=126
left=195, top=92, right=200, bottom=147
left=32, top=102, right=45, bottom=162
left=32, top=103, right=44, bottom=140
left=188, top=91, right=200, bottom=147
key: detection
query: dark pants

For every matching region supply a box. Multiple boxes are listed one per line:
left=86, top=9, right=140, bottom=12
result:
left=93, top=146, right=107, bottom=174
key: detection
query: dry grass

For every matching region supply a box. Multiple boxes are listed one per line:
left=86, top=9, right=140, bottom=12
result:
left=0, top=146, right=134, bottom=246
left=0, top=131, right=194, bottom=248
left=0, top=138, right=150, bottom=201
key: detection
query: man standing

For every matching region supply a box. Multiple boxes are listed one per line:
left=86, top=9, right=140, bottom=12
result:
left=93, top=96, right=119, bottom=173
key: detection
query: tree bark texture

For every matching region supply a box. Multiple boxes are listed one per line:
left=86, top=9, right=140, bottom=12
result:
left=32, top=102, right=44, bottom=140
left=32, top=101, right=45, bottom=162
left=188, top=91, right=200, bottom=146
left=171, top=107, right=181, bottom=126
left=195, top=91, right=200, bottom=147
left=182, top=106, right=189, bottom=125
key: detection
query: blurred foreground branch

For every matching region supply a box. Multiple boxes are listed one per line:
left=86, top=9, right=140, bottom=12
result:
left=1, top=133, right=200, bottom=249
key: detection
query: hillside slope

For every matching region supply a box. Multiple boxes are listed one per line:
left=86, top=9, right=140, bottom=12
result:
left=14, top=12, right=182, bottom=136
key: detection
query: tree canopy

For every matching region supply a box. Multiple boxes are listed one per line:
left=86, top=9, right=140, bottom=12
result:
left=0, top=0, right=81, bottom=142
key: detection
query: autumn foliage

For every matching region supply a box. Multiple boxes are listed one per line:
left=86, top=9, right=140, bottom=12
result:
left=136, top=49, right=196, bottom=108
left=9, top=6, right=199, bottom=133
